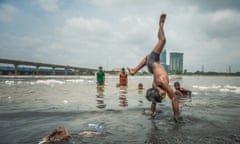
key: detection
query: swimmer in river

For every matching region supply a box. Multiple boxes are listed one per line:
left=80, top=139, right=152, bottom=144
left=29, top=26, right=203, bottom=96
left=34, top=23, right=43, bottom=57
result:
left=127, top=13, right=181, bottom=122
left=174, top=81, right=192, bottom=96
left=138, top=83, right=143, bottom=90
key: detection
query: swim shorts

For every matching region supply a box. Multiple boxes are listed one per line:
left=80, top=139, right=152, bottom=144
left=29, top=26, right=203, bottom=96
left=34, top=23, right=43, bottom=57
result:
left=146, top=51, right=160, bottom=73
left=146, top=87, right=163, bottom=103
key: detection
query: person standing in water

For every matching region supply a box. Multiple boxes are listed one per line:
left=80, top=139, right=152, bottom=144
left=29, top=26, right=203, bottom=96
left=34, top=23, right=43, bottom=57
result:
left=127, top=14, right=181, bottom=122
left=96, top=66, right=105, bottom=86
left=119, top=68, right=128, bottom=86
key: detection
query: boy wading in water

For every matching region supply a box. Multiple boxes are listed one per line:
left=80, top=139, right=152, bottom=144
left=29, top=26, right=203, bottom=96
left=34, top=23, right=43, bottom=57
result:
left=128, top=14, right=181, bottom=122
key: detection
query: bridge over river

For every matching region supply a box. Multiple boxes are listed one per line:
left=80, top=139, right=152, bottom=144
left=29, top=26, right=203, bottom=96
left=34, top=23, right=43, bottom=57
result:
left=0, top=58, right=97, bottom=75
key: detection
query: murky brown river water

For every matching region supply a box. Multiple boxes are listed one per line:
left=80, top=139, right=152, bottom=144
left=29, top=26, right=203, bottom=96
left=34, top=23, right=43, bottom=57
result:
left=0, top=75, right=240, bottom=144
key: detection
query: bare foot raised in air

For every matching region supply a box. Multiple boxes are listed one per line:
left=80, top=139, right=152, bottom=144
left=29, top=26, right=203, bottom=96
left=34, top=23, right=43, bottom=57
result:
left=127, top=67, right=135, bottom=76
left=159, top=13, right=166, bottom=27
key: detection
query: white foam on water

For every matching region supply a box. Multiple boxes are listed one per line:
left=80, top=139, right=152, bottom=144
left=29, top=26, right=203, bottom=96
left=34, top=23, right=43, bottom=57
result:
left=233, top=88, right=240, bottom=94
left=7, top=96, right=12, bottom=103
left=29, top=81, right=35, bottom=85
left=17, top=81, right=23, bottom=84
left=63, top=100, right=68, bottom=104
left=193, top=84, right=240, bottom=94
left=211, top=85, right=221, bottom=89
left=192, top=84, right=222, bottom=90
left=66, top=79, right=84, bottom=83
left=36, top=79, right=65, bottom=85
left=192, top=92, right=198, bottom=95
left=192, top=85, right=209, bottom=90
left=220, top=88, right=230, bottom=92
left=219, top=85, right=240, bottom=94
left=5, top=80, right=14, bottom=85
left=224, top=85, right=238, bottom=90
left=192, top=85, right=199, bottom=89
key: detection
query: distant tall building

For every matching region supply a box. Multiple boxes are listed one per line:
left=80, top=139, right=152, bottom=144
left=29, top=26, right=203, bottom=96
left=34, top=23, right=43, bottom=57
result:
left=160, top=49, right=166, bottom=64
left=228, top=65, right=231, bottom=73
left=201, top=65, right=204, bottom=73
left=169, top=52, right=183, bottom=74
left=160, top=49, right=168, bottom=71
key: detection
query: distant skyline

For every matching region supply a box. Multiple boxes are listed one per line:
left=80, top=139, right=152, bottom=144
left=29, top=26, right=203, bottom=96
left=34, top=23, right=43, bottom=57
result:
left=0, top=0, right=240, bottom=72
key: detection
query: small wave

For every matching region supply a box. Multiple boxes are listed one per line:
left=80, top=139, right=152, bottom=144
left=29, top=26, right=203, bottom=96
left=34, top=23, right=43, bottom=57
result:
left=192, top=92, right=198, bottom=95
left=233, top=89, right=240, bottom=94
left=211, top=85, right=221, bottom=89
left=220, top=88, right=230, bottom=92
left=220, top=85, right=240, bottom=94
left=66, top=79, right=84, bottom=83
left=16, top=81, right=23, bottom=84
left=192, top=85, right=210, bottom=90
left=5, top=80, right=14, bottom=85
left=28, top=81, right=36, bottom=85
left=193, top=84, right=240, bottom=94
left=192, top=85, right=222, bottom=90
left=224, top=85, right=239, bottom=90
left=36, top=79, right=65, bottom=85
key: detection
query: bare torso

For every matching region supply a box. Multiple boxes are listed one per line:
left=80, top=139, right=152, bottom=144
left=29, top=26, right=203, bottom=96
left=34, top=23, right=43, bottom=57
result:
left=152, top=62, right=168, bottom=85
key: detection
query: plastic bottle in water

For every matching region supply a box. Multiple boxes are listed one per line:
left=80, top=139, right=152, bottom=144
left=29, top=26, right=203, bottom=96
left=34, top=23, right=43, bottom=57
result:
left=88, top=123, right=105, bottom=131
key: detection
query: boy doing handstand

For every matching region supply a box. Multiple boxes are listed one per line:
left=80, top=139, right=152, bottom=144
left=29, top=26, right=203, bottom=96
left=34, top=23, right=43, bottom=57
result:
left=128, top=14, right=181, bottom=121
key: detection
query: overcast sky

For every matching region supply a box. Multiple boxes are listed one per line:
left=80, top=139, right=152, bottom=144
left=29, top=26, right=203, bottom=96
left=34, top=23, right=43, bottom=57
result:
left=0, top=0, right=240, bottom=72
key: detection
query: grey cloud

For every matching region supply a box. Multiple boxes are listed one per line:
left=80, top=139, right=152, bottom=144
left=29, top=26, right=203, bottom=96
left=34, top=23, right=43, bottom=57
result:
left=32, top=0, right=59, bottom=12
left=200, top=9, right=240, bottom=39
left=0, top=3, right=18, bottom=22
left=0, top=0, right=240, bottom=72
left=179, top=0, right=240, bottom=11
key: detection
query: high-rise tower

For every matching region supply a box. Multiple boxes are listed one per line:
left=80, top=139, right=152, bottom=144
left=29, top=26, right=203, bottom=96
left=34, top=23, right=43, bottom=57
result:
left=160, top=49, right=168, bottom=71
left=169, top=52, right=183, bottom=74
